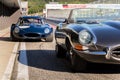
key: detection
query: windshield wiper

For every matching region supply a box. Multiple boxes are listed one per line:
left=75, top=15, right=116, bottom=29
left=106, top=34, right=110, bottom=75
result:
left=77, top=20, right=86, bottom=23
left=86, top=20, right=98, bottom=24
left=77, top=19, right=98, bottom=24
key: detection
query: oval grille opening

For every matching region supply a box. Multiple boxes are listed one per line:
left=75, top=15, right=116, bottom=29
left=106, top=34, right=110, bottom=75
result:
left=24, top=33, right=40, bottom=37
left=111, top=47, right=120, bottom=58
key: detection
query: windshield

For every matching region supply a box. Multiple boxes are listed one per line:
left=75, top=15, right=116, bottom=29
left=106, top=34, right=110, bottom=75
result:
left=70, top=8, right=120, bottom=23
left=19, top=18, right=42, bottom=26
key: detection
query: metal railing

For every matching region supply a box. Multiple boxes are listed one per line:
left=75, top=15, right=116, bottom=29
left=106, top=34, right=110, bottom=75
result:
left=91, top=0, right=120, bottom=4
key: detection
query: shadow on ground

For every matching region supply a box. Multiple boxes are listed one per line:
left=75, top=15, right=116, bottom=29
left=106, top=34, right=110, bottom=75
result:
left=0, top=37, right=11, bottom=41
left=18, top=49, right=120, bottom=74
left=18, top=50, right=71, bottom=72
left=0, top=36, right=45, bottom=42
left=1, top=36, right=120, bottom=74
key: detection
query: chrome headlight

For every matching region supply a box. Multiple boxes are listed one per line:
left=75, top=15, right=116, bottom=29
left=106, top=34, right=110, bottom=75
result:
left=79, top=30, right=92, bottom=45
left=14, top=27, right=20, bottom=33
left=44, top=28, right=50, bottom=34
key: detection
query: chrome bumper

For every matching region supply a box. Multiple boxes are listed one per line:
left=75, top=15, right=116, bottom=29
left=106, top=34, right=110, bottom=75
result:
left=106, top=46, right=120, bottom=62
left=73, top=49, right=120, bottom=64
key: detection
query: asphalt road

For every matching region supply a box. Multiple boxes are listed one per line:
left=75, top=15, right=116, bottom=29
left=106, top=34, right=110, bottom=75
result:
left=11, top=36, right=120, bottom=80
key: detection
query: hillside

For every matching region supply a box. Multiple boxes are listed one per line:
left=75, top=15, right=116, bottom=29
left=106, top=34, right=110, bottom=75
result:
left=28, top=0, right=95, bottom=14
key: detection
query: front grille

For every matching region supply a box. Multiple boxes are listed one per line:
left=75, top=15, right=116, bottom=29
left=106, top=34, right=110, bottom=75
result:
left=24, top=33, right=40, bottom=37
left=111, top=47, right=120, bottom=58
left=41, top=35, right=45, bottom=37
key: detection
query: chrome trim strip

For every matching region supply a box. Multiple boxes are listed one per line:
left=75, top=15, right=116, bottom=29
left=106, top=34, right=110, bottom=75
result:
left=81, top=50, right=106, bottom=55
left=74, top=49, right=106, bottom=55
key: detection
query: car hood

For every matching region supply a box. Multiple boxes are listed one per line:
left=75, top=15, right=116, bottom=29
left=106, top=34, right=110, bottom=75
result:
left=19, top=23, right=51, bottom=33
left=84, top=23, right=120, bottom=47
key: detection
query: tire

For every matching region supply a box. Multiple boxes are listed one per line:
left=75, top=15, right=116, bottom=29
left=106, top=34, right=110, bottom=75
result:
left=46, top=33, right=53, bottom=42
left=10, top=32, right=17, bottom=41
left=70, top=49, right=87, bottom=72
left=10, top=25, right=17, bottom=41
left=56, top=44, right=67, bottom=58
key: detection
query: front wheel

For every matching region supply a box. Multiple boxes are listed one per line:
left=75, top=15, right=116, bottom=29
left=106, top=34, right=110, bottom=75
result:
left=56, top=44, right=67, bottom=58
left=46, top=33, right=53, bottom=42
left=70, top=49, right=87, bottom=72
left=10, top=25, right=18, bottom=41
left=10, top=31, right=17, bottom=41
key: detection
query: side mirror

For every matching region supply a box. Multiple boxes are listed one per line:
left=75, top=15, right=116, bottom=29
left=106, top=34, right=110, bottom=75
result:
left=57, top=22, right=67, bottom=30
left=57, top=23, right=63, bottom=30
left=56, top=19, right=68, bottom=30
left=63, top=19, right=69, bottom=24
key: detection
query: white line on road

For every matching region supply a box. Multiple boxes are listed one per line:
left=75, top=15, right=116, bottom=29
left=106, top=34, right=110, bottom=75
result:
left=16, top=42, right=29, bottom=80
left=2, top=42, right=19, bottom=80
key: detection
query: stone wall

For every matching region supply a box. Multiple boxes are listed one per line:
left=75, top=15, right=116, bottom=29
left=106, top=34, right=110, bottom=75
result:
left=0, top=2, right=21, bottom=30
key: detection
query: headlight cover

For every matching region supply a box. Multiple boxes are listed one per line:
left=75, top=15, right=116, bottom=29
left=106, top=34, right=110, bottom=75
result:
left=44, top=28, right=50, bottom=34
left=79, top=30, right=92, bottom=45
left=14, top=27, right=20, bottom=33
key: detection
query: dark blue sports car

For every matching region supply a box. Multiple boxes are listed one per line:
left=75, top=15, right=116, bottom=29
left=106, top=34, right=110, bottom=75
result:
left=10, top=16, right=53, bottom=41
left=55, top=8, right=120, bottom=71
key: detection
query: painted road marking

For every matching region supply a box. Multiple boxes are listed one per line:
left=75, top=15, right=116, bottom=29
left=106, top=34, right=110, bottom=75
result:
left=0, top=27, right=10, bottom=38
left=2, top=42, right=19, bottom=80
left=16, top=42, right=29, bottom=80
left=0, top=31, right=9, bottom=38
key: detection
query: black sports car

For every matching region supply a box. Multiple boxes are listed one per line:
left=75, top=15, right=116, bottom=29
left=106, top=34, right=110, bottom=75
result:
left=55, top=8, right=120, bottom=71
left=10, top=16, right=53, bottom=41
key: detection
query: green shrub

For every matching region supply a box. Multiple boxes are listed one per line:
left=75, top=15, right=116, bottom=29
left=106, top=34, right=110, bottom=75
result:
left=28, top=0, right=95, bottom=14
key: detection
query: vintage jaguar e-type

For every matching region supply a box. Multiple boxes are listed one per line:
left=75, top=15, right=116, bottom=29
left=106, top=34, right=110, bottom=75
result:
left=10, top=16, right=53, bottom=41
left=55, top=8, right=120, bottom=71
